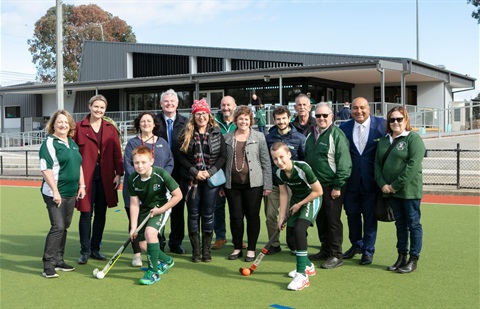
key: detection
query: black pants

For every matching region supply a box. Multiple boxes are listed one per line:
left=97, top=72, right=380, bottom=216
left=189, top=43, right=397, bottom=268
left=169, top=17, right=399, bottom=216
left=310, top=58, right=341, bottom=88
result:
left=225, top=185, right=263, bottom=251
left=316, top=186, right=345, bottom=258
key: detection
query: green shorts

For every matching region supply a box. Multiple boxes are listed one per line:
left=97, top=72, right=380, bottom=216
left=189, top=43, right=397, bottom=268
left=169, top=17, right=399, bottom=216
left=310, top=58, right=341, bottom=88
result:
left=136, top=208, right=171, bottom=242
left=287, top=197, right=322, bottom=227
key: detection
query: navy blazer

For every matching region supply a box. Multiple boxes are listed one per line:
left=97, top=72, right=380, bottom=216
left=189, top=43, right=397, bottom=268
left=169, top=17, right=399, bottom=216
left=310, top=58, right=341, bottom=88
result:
left=339, top=116, right=386, bottom=192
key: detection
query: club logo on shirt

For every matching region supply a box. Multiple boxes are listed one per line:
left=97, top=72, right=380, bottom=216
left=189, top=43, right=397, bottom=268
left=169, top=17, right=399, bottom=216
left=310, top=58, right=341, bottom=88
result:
left=153, top=184, right=161, bottom=191
left=396, top=142, right=406, bottom=151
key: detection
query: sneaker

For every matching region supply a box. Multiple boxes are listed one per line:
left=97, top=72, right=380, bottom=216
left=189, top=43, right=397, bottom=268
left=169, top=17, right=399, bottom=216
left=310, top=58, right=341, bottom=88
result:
left=55, top=262, right=75, bottom=272
left=132, top=255, right=143, bottom=267
left=288, top=264, right=316, bottom=278
left=158, top=259, right=175, bottom=275
left=287, top=273, right=310, bottom=291
left=42, top=269, right=59, bottom=278
left=139, top=270, right=161, bottom=285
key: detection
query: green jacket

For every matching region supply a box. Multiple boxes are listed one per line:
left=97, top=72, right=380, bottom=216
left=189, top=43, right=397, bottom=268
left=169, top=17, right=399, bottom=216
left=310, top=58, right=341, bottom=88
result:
left=305, top=125, right=352, bottom=189
left=374, top=132, right=425, bottom=199
left=214, top=113, right=236, bottom=134
left=255, top=108, right=267, bottom=127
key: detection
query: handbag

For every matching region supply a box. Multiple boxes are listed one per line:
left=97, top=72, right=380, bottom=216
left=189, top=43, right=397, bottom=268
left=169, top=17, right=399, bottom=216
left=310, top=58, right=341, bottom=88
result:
left=207, top=169, right=226, bottom=188
left=375, top=137, right=402, bottom=222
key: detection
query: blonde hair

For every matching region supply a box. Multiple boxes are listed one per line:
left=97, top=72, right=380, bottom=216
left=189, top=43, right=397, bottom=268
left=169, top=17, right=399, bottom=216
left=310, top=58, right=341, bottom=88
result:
left=179, top=114, right=218, bottom=153
left=89, top=94, right=108, bottom=107
left=46, top=110, right=76, bottom=138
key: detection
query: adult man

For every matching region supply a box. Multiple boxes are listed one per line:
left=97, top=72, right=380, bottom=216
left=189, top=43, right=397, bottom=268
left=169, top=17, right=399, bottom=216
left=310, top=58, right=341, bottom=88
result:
left=154, top=89, right=188, bottom=254
left=305, top=102, right=351, bottom=269
left=255, top=102, right=267, bottom=133
left=291, top=94, right=316, bottom=137
left=212, top=95, right=237, bottom=250
left=265, top=106, right=306, bottom=255
left=339, top=97, right=386, bottom=265
left=337, top=102, right=352, bottom=121
left=251, top=94, right=262, bottom=105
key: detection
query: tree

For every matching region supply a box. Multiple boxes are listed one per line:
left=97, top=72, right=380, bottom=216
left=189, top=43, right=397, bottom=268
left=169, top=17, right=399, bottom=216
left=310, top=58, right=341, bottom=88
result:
left=468, top=0, right=480, bottom=23
left=28, top=4, right=136, bottom=82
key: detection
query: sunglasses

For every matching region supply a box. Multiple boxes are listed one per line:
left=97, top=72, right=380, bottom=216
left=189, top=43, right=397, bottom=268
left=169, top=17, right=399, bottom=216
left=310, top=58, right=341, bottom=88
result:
left=389, top=117, right=404, bottom=123
left=315, top=113, right=331, bottom=119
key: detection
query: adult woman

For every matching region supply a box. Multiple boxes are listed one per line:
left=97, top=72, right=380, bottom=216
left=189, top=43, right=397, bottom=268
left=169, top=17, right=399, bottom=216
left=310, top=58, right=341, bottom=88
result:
left=223, top=105, right=272, bottom=262
left=39, top=110, right=86, bottom=278
left=177, top=99, right=226, bottom=263
left=74, top=95, right=124, bottom=264
left=374, top=106, right=425, bottom=273
left=123, top=112, right=173, bottom=267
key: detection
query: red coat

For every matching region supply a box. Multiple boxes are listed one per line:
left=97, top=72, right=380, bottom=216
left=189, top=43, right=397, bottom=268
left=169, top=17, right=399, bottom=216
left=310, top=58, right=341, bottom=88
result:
left=73, top=115, right=124, bottom=212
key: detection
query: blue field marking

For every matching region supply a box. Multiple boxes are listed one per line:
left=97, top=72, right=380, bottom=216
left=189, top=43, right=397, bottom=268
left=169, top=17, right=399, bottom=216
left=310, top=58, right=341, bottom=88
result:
left=270, top=304, right=294, bottom=309
left=114, top=209, right=122, bottom=212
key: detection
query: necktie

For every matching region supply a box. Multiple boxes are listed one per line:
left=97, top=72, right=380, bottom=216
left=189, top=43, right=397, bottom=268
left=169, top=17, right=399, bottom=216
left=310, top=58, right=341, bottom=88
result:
left=167, top=119, right=173, bottom=148
left=359, top=124, right=366, bottom=154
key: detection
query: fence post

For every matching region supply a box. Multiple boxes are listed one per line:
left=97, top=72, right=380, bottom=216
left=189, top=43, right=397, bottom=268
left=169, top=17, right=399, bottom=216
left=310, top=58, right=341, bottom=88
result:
left=26, top=150, right=29, bottom=177
left=0, top=156, right=3, bottom=174
left=456, top=143, right=460, bottom=189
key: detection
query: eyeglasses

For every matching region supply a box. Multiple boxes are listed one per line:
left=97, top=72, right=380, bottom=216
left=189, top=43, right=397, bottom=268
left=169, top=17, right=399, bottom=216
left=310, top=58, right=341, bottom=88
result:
left=389, top=117, right=404, bottom=123
left=194, top=113, right=209, bottom=118
left=315, top=113, right=331, bottom=119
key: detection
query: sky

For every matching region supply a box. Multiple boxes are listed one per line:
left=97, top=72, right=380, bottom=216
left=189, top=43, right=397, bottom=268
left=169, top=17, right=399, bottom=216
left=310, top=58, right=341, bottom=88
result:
left=1, top=0, right=479, bottom=100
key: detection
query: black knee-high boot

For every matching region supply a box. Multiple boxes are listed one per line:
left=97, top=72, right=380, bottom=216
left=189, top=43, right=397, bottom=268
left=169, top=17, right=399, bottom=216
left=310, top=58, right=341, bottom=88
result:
left=189, top=232, right=201, bottom=263
left=202, top=232, right=213, bottom=262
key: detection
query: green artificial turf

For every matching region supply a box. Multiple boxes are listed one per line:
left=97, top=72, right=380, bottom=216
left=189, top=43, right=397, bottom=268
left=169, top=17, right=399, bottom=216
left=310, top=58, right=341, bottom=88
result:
left=0, top=187, right=478, bottom=308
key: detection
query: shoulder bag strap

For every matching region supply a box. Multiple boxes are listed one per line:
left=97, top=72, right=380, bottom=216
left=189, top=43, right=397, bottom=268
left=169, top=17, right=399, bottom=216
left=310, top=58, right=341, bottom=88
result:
left=381, top=137, right=402, bottom=167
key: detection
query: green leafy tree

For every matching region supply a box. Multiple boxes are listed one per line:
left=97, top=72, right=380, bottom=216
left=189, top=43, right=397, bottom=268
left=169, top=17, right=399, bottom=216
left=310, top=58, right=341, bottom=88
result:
left=28, top=4, right=136, bottom=82
left=468, top=0, right=480, bottom=23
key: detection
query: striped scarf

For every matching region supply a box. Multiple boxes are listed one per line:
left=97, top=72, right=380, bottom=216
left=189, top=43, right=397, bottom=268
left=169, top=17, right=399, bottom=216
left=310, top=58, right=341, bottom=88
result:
left=186, top=129, right=210, bottom=200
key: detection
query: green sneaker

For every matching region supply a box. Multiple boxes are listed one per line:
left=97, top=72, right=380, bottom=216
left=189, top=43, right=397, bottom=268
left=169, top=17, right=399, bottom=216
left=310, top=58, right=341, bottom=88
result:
left=139, top=270, right=160, bottom=285
left=158, top=259, right=175, bottom=275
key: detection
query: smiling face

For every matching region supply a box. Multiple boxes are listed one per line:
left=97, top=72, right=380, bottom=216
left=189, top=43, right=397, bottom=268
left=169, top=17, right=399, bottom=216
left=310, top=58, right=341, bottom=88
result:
left=220, top=96, right=236, bottom=119
left=89, top=100, right=106, bottom=121
left=194, top=112, right=209, bottom=130
left=389, top=111, right=406, bottom=137
left=351, top=97, right=370, bottom=124
left=161, top=94, right=178, bottom=116
left=54, top=114, right=70, bottom=137
left=139, top=114, right=155, bottom=136
left=235, top=113, right=251, bottom=132
left=315, top=105, right=333, bottom=130
left=274, top=112, right=290, bottom=132
left=270, top=146, right=292, bottom=171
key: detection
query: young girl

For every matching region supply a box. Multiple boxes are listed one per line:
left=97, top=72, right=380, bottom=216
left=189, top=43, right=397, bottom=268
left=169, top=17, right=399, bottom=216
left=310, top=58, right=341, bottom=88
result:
left=128, top=145, right=182, bottom=285
left=270, top=142, right=323, bottom=291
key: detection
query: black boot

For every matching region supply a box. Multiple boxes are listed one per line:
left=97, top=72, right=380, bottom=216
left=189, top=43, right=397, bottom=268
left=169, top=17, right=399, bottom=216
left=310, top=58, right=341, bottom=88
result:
left=189, top=232, right=201, bottom=263
left=397, top=256, right=418, bottom=274
left=202, top=232, right=213, bottom=262
left=387, top=254, right=407, bottom=271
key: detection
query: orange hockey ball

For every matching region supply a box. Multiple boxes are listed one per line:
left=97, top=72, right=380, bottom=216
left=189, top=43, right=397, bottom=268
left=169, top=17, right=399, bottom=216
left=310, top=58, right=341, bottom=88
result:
left=242, top=268, right=251, bottom=276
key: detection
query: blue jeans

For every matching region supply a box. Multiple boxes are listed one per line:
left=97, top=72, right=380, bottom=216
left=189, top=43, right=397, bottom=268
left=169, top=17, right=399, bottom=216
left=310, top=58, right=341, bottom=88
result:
left=182, top=181, right=220, bottom=234
left=213, top=194, right=227, bottom=240
left=389, top=197, right=423, bottom=258
left=42, top=195, right=76, bottom=269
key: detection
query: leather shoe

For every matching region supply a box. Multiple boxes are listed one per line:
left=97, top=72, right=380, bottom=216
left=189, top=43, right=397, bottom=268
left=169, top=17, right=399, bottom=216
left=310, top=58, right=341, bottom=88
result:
left=212, top=239, right=227, bottom=250
left=343, top=247, right=362, bottom=259
left=170, top=245, right=187, bottom=254
left=245, top=255, right=255, bottom=262
left=387, top=254, right=407, bottom=271
left=397, top=257, right=418, bottom=274
left=360, top=255, right=373, bottom=265
left=321, top=257, right=344, bottom=269
left=266, top=246, right=281, bottom=255
left=309, top=251, right=328, bottom=261
left=78, top=254, right=89, bottom=264
left=228, top=251, right=243, bottom=260
left=90, top=251, right=106, bottom=260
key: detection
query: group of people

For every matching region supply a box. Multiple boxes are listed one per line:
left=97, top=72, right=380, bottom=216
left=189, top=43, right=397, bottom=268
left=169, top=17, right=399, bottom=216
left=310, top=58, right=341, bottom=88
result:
left=40, top=90, right=425, bottom=290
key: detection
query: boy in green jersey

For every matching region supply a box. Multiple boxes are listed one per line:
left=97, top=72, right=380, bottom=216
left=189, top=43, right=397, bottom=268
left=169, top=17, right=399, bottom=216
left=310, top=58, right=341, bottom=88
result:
left=128, top=145, right=183, bottom=285
left=270, top=142, right=323, bottom=291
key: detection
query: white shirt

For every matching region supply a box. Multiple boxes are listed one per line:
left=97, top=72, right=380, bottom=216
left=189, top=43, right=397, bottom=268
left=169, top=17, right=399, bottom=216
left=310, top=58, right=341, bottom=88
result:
left=353, top=117, right=371, bottom=154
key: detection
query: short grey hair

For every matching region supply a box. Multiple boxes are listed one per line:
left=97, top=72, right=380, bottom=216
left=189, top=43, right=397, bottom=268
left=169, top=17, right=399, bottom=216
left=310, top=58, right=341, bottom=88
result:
left=315, top=102, right=333, bottom=114
left=160, top=89, right=178, bottom=103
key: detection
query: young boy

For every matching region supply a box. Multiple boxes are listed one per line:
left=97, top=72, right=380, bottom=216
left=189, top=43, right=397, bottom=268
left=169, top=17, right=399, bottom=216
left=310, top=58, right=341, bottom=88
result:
left=270, top=142, right=323, bottom=291
left=128, top=145, right=183, bottom=285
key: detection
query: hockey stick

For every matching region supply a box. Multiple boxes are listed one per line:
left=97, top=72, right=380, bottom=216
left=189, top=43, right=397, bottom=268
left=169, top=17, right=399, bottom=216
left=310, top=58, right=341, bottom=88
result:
left=239, top=215, right=288, bottom=276
left=93, top=214, right=150, bottom=279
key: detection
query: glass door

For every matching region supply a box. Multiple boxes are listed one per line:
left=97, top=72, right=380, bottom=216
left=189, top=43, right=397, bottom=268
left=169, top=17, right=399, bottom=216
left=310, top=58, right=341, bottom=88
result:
left=198, top=90, right=224, bottom=108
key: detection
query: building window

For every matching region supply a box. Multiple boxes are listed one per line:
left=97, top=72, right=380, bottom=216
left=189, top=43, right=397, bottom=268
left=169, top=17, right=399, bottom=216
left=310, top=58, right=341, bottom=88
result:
left=5, top=106, right=20, bottom=118
left=374, top=86, right=417, bottom=105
